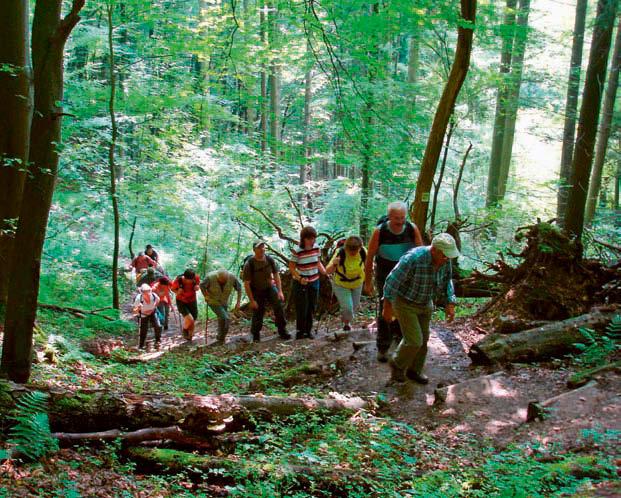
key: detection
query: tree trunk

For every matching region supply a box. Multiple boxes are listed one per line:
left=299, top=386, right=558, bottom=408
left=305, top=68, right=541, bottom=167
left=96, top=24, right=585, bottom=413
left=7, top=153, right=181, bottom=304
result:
left=585, top=18, right=621, bottom=224
left=557, top=0, right=588, bottom=224
left=0, top=0, right=84, bottom=383
left=486, top=0, right=517, bottom=208
left=430, top=118, right=455, bottom=228
left=300, top=54, right=312, bottom=207
left=0, top=388, right=371, bottom=434
left=259, top=3, right=267, bottom=154
left=268, top=1, right=279, bottom=160
left=411, top=0, right=476, bottom=232
left=564, top=0, right=618, bottom=241
left=407, top=30, right=420, bottom=112
left=107, top=3, right=120, bottom=310
left=0, top=0, right=33, bottom=306
left=453, top=142, right=473, bottom=219
left=497, top=0, right=531, bottom=200
left=468, top=309, right=618, bottom=365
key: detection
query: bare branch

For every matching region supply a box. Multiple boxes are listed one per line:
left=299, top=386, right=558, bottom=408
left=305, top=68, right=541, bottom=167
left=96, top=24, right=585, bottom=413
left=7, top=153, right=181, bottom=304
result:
left=284, top=186, right=305, bottom=227
left=249, top=205, right=297, bottom=245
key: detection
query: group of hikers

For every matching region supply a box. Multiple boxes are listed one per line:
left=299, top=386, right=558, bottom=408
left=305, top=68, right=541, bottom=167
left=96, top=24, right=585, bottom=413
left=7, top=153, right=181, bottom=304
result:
left=131, top=201, right=460, bottom=384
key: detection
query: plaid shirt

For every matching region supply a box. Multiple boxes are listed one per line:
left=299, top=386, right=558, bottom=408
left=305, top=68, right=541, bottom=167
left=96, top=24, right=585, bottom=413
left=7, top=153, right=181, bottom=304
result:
left=383, top=246, right=456, bottom=306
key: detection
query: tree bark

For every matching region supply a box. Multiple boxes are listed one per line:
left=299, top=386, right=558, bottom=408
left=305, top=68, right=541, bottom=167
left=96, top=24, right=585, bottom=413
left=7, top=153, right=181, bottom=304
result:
left=0, top=0, right=84, bottom=383
left=0, top=0, right=33, bottom=306
left=268, top=0, right=280, bottom=160
left=564, top=0, right=618, bottom=241
left=0, top=388, right=372, bottom=434
left=486, top=0, right=517, bottom=207
left=585, top=18, right=621, bottom=224
left=468, top=309, right=618, bottom=365
left=430, top=118, right=455, bottom=228
left=497, top=0, right=531, bottom=200
left=300, top=50, right=312, bottom=207
left=107, top=3, right=121, bottom=310
left=557, top=0, right=588, bottom=224
left=260, top=3, right=268, bottom=154
left=411, top=0, right=476, bottom=232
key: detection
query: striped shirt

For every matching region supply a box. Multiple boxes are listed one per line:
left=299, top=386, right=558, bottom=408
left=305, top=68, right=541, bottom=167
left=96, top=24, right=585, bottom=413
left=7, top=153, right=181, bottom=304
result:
left=290, top=244, right=321, bottom=283
left=383, top=246, right=456, bottom=306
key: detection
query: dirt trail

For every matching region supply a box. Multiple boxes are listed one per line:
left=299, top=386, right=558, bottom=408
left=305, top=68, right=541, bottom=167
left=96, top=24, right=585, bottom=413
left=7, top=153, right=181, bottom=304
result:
left=119, top=293, right=621, bottom=450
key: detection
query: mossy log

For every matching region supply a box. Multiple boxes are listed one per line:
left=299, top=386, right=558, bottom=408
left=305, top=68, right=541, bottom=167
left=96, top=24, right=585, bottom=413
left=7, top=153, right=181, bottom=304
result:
left=0, top=384, right=372, bottom=435
left=127, top=447, right=422, bottom=489
left=469, top=310, right=617, bottom=365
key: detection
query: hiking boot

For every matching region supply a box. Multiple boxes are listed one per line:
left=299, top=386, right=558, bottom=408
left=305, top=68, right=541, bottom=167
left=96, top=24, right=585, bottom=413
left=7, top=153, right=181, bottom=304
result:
left=376, top=350, right=389, bottom=363
left=252, top=335, right=261, bottom=343
left=182, top=329, right=189, bottom=340
left=343, top=324, right=351, bottom=331
left=388, top=360, right=406, bottom=383
left=279, top=331, right=292, bottom=340
left=154, top=341, right=161, bottom=350
left=406, top=370, right=429, bottom=385
left=164, top=325, right=169, bottom=331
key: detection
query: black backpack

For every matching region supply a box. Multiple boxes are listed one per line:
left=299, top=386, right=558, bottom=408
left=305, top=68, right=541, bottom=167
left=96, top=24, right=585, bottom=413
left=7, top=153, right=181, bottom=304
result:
left=240, top=255, right=276, bottom=280
left=334, top=244, right=366, bottom=283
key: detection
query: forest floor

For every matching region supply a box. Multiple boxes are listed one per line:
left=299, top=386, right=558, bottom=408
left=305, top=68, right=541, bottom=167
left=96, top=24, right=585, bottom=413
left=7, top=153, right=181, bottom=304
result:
left=126, top=294, right=620, bottom=452
left=1, top=294, right=619, bottom=497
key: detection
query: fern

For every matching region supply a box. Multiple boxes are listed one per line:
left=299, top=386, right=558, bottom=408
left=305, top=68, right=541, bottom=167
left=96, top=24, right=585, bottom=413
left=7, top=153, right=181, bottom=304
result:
left=605, top=314, right=621, bottom=342
left=573, top=315, right=621, bottom=368
left=6, top=391, right=58, bottom=462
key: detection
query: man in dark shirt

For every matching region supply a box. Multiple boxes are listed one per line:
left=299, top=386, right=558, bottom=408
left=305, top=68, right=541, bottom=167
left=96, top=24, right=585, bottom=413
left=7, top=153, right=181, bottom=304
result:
left=243, top=240, right=290, bottom=342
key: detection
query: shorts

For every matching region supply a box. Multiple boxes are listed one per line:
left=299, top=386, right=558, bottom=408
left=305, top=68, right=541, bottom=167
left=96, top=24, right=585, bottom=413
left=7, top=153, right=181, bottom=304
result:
left=177, top=300, right=198, bottom=320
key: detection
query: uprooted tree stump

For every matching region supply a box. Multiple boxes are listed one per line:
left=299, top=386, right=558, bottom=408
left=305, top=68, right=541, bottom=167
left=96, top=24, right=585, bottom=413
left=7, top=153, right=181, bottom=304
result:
left=467, top=222, right=620, bottom=327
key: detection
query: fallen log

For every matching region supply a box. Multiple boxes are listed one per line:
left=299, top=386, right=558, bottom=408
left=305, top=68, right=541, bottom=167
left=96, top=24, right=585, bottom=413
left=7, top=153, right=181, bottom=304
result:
left=1, top=385, right=372, bottom=435
left=526, top=381, right=598, bottom=422
left=492, top=316, right=552, bottom=334
left=128, top=447, right=423, bottom=487
left=52, top=426, right=214, bottom=450
left=566, top=361, right=621, bottom=388
left=468, top=310, right=617, bottom=365
left=38, top=303, right=115, bottom=321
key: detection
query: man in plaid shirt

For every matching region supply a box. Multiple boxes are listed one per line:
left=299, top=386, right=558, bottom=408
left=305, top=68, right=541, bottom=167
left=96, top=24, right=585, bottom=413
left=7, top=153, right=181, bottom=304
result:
left=382, top=233, right=459, bottom=384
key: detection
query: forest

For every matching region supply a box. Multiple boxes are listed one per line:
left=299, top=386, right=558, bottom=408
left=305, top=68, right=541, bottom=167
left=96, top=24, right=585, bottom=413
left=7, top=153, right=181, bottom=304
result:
left=0, top=0, right=620, bottom=496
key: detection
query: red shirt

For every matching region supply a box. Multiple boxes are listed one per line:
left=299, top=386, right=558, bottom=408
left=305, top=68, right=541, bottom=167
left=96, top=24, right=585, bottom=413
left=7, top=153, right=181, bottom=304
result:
left=132, top=254, right=157, bottom=272
left=171, top=275, right=200, bottom=303
left=152, top=282, right=172, bottom=305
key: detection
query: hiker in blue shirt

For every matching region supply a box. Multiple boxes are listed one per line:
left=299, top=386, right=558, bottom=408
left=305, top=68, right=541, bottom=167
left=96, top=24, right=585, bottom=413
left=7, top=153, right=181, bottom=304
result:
left=382, top=233, right=459, bottom=385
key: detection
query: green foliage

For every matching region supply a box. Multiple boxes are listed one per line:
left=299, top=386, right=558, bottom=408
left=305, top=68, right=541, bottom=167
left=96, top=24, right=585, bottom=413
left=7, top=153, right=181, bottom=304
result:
left=4, top=391, right=58, bottom=463
left=572, top=315, right=621, bottom=368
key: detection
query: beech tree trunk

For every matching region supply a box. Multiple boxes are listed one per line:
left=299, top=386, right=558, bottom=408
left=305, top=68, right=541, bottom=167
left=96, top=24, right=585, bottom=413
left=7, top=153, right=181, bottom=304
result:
left=564, top=0, right=618, bottom=241
left=260, top=4, right=268, bottom=154
left=0, top=0, right=84, bottom=383
left=0, top=0, right=32, bottom=306
left=469, top=309, right=617, bottom=365
left=411, top=0, right=476, bottom=232
left=585, top=18, right=621, bottom=224
left=300, top=50, right=312, bottom=207
left=268, top=0, right=280, bottom=160
left=557, top=0, right=588, bottom=224
left=486, top=0, right=517, bottom=208
left=107, top=3, right=121, bottom=310
left=497, top=0, right=531, bottom=200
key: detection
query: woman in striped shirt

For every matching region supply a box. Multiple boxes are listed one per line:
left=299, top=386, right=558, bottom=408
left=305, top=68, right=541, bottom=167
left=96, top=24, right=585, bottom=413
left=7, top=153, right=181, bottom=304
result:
left=289, top=226, right=326, bottom=339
